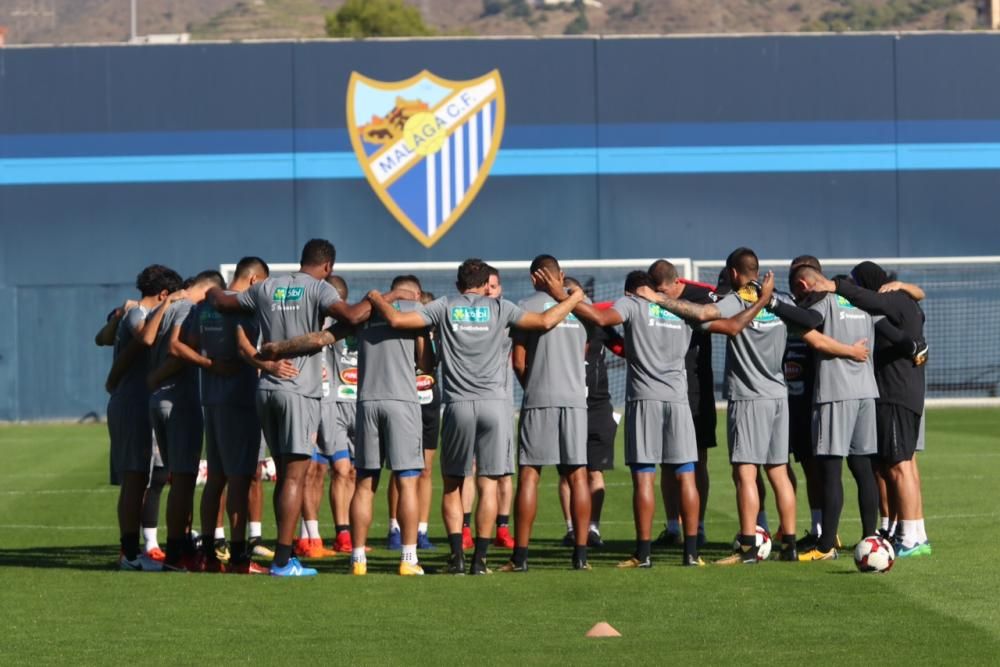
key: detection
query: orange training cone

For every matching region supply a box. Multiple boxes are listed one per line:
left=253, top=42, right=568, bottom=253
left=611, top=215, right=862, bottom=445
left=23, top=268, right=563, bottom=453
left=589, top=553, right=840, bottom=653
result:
left=585, top=622, right=622, bottom=638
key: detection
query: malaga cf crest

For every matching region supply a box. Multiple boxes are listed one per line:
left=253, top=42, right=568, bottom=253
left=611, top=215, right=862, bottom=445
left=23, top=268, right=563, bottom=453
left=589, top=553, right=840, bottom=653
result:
left=347, top=70, right=506, bottom=248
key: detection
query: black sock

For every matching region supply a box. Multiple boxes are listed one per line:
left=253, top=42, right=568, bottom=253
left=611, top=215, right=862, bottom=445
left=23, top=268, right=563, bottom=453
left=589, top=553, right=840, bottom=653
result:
left=274, top=543, right=293, bottom=568
left=573, top=544, right=587, bottom=563
left=229, top=541, right=247, bottom=563
left=202, top=539, right=219, bottom=561
left=473, top=536, right=490, bottom=562
left=496, top=514, right=509, bottom=528
left=683, top=535, right=698, bottom=561
left=512, top=546, right=528, bottom=567
left=818, top=456, right=844, bottom=553
left=462, top=513, right=471, bottom=528
left=121, top=533, right=141, bottom=561
left=166, top=538, right=185, bottom=565
left=847, top=454, right=879, bottom=538
left=335, top=524, right=350, bottom=535
left=781, top=534, right=797, bottom=550
left=738, top=534, right=758, bottom=558
left=636, top=539, right=652, bottom=561
left=448, top=532, right=464, bottom=557
left=183, top=534, right=198, bottom=556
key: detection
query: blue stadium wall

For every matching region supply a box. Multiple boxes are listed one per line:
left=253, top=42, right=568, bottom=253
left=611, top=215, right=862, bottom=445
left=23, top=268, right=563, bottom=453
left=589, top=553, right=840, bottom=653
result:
left=2, top=34, right=999, bottom=420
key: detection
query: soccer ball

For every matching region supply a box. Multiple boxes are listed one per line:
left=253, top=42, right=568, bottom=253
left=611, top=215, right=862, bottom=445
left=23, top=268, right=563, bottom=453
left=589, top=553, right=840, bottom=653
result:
left=730, top=525, right=772, bottom=561
left=262, top=457, right=278, bottom=482
left=854, top=535, right=896, bottom=573
left=196, top=459, right=208, bottom=486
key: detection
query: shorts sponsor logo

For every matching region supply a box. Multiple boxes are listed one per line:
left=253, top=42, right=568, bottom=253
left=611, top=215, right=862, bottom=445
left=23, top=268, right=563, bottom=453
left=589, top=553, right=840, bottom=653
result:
left=347, top=70, right=506, bottom=248
left=784, top=360, right=803, bottom=381
left=340, top=368, right=359, bottom=385
left=416, top=374, right=436, bottom=391
left=337, top=385, right=358, bottom=401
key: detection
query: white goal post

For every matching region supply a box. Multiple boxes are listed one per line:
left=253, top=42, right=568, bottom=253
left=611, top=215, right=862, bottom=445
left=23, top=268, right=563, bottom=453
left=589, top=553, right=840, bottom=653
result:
left=221, top=256, right=1000, bottom=408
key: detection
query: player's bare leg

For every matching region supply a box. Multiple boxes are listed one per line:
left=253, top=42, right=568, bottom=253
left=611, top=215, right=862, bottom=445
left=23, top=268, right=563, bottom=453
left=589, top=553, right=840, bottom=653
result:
left=331, top=456, right=355, bottom=551
left=558, top=475, right=573, bottom=542
left=717, top=463, right=761, bottom=565
left=418, top=449, right=435, bottom=529
left=619, top=469, right=656, bottom=568
left=198, top=470, right=227, bottom=570
left=676, top=466, right=702, bottom=565
left=696, top=447, right=709, bottom=541
left=765, top=463, right=798, bottom=559
left=460, top=467, right=475, bottom=548
left=273, top=454, right=311, bottom=568
left=386, top=471, right=401, bottom=548
left=659, top=473, right=682, bottom=545
left=442, top=475, right=466, bottom=573
left=513, top=466, right=541, bottom=549
left=165, top=472, right=197, bottom=567
left=566, top=465, right=592, bottom=568
left=472, top=474, right=501, bottom=573
left=120, top=471, right=150, bottom=562
left=589, top=470, right=606, bottom=543
left=394, top=473, right=421, bottom=574
left=495, top=474, right=514, bottom=547
left=248, top=465, right=271, bottom=559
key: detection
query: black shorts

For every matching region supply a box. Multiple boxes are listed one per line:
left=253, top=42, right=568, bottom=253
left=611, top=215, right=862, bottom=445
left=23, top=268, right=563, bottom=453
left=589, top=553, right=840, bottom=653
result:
left=690, top=396, right=717, bottom=449
left=421, top=400, right=440, bottom=451
left=586, top=402, right=617, bottom=472
left=876, top=403, right=920, bottom=464
left=787, top=399, right=812, bottom=462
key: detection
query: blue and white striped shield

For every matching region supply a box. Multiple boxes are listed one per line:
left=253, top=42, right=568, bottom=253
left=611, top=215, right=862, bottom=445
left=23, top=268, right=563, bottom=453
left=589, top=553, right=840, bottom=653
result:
left=347, top=70, right=506, bottom=248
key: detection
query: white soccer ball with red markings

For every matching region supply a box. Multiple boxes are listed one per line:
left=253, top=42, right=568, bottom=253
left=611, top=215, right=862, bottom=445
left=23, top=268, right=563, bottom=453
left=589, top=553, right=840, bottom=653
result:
left=196, top=459, right=208, bottom=486
left=854, top=535, right=896, bottom=573
left=262, top=457, right=277, bottom=482
left=730, top=525, right=772, bottom=561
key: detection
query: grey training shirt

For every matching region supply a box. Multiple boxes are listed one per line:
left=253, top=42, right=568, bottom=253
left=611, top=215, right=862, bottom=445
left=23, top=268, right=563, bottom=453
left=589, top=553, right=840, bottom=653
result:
left=612, top=295, right=692, bottom=403
left=712, top=293, right=788, bottom=401
left=357, top=300, right=421, bottom=403
left=809, top=292, right=879, bottom=403
left=112, top=305, right=151, bottom=401
left=517, top=290, right=587, bottom=409
left=197, top=294, right=259, bottom=408
left=419, top=293, right=525, bottom=403
left=237, top=273, right=340, bottom=398
left=149, top=299, right=200, bottom=402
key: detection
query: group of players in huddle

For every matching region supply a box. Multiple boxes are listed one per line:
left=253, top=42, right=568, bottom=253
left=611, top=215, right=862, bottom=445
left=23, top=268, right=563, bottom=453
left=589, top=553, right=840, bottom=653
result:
left=101, top=239, right=931, bottom=576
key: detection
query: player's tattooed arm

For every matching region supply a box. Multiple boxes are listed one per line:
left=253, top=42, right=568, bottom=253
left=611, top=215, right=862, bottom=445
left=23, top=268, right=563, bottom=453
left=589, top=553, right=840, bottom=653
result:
left=879, top=281, right=925, bottom=302
left=632, top=285, right=722, bottom=323
left=802, top=329, right=869, bottom=362
left=259, top=330, right=336, bottom=360
left=236, top=325, right=299, bottom=379
left=515, top=288, right=585, bottom=332
left=367, top=291, right=428, bottom=330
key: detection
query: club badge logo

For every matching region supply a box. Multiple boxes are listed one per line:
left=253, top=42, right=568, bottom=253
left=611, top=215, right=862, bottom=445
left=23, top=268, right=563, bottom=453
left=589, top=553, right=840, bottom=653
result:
left=347, top=70, right=506, bottom=248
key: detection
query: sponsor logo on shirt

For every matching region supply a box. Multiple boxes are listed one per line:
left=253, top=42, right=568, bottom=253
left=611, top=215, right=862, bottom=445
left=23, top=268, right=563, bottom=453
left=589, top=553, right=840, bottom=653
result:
left=273, top=286, right=304, bottom=303
left=450, top=306, right=490, bottom=323
left=340, top=368, right=359, bottom=385
left=836, top=295, right=868, bottom=321
left=646, top=302, right=683, bottom=329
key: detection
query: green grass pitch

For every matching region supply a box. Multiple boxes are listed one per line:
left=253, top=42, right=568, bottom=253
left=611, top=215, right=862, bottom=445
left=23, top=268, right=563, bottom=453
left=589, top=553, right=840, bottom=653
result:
left=1, top=408, right=998, bottom=664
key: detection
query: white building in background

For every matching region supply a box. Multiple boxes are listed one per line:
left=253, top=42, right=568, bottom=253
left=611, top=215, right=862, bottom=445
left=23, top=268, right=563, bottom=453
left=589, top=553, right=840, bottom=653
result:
left=537, top=0, right=603, bottom=7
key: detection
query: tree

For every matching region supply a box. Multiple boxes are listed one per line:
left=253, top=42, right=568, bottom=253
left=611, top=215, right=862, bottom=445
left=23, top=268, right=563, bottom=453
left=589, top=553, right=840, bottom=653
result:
left=326, top=0, right=434, bottom=38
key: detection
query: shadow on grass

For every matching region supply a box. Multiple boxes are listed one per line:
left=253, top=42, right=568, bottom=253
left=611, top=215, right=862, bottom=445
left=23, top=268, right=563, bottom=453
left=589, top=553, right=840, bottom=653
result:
left=0, top=544, right=120, bottom=571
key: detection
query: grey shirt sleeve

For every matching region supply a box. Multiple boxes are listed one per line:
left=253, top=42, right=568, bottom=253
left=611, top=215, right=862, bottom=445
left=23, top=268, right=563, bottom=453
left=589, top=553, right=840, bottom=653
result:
left=237, top=284, right=261, bottom=313
left=419, top=296, right=448, bottom=327
left=500, top=298, right=526, bottom=328
left=315, top=280, right=341, bottom=313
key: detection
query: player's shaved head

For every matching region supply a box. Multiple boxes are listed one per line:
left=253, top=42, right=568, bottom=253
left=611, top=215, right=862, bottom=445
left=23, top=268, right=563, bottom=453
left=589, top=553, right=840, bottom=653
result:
left=647, top=259, right=678, bottom=288
left=391, top=274, right=422, bottom=297
left=624, top=270, right=654, bottom=294
left=234, top=256, right=269, bottom=281
left=326, top=274, right=348, bottom=301
left=726, top=247, right=759, bottom=276
left=530, top=254, right=560, bottom=274
left=193, top=269, right=226, bottom=290
left=457, top=258, right=491, bottom=292
left=789, top=264, right=823, bottom=287
left=300, top=239, right=336, bottom=268
left=791, top=255, right=822, bottom=272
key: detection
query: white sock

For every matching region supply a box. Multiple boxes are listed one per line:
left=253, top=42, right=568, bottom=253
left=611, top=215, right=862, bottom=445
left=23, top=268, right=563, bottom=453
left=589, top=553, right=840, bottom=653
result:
left=143, top=527, right=159, bottom=550
left=249, top=522, right=262, bottom=539
left=880, top=516, right=890, bottom=532
left=214, top=526, right=226, bottom=540
left=389, top=518, right=400, bottom=533
left=810, top=509, right=823, bottom=536
left=418, top=522, right=428, bottom=535
left=756, top=511, right=769, bottom=532
left=915, top=518, right=927, bottom=543
left=566, top=518, right=574, bottom=531
left=401, top=544, right=417, bottom=563
left=900, top=519, right=921, bottom=548
left=589, top=522, right=600, bottom=535
left=352, top=547, right=366, bottom=564
left=306, top=519, right=321, bottom=539
left=299, top=520, right=309, bottom=540
left=889, top=519, right=898, bottom=537
left=666, top=519, right=680, bottom=534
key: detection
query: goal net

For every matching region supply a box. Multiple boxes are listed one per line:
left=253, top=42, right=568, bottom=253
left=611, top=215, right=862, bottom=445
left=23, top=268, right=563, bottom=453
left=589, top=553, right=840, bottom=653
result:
left=222, top=256, right=999, bottom=407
